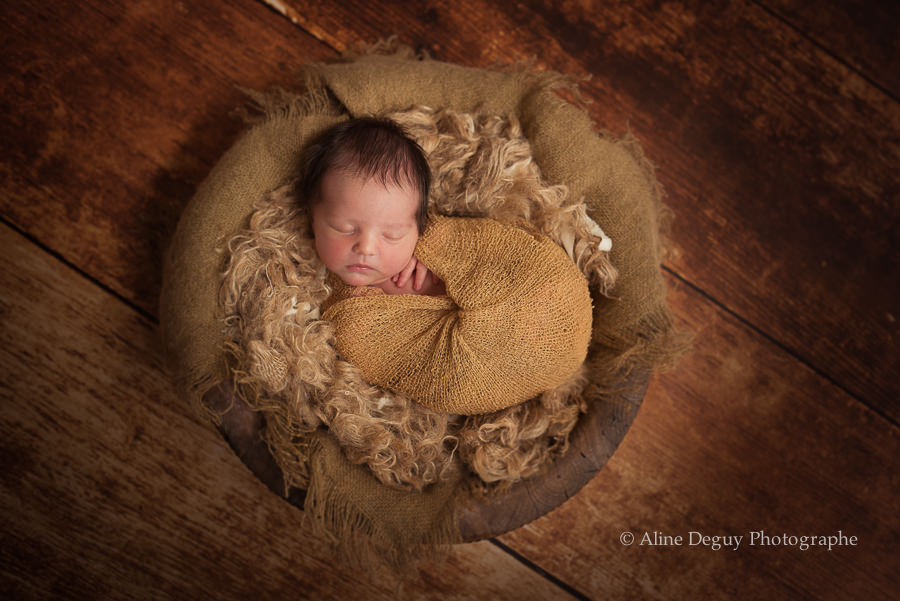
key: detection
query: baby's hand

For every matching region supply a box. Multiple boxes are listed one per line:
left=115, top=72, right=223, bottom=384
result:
left=381, top=256, right=445, bottom=296
left=392, top=256, right=438, bottom=291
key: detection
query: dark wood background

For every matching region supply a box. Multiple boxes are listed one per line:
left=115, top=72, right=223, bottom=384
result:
left=1, top=1, right=897, bottom=599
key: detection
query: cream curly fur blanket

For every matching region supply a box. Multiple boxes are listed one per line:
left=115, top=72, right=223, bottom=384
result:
left=221, top=106, right=616, bottom=494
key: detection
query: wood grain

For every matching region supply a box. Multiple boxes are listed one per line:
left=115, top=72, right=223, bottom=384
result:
left=3, top=0, right=896, bottom=412
left=763, top=0, right=900, bottom=98
left=0, top=223, right=580, bottom=601
left=0, top=0, right=331, bottom=316
left=2, top=0, right=898, bottom=597
left=263, top=0, right=900, bottom=419
left=496, top=273, right=900, bottom=600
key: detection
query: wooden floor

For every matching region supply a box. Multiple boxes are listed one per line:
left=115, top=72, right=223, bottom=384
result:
left=2, top=1, right=898, bottom=599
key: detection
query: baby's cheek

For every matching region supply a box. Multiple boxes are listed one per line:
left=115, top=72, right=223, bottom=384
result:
left=385, top=241, right=416, bottom=273
left=314, top=235, right=345, bottom=271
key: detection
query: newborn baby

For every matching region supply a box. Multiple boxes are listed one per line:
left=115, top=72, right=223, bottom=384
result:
left=300, top=117, right=444, bottom=297
left=300, top=117, right=593, bottom=415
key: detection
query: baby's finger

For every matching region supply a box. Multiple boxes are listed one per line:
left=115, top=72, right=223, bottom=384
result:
left=413, top=264, right=429, bottom=290
left=396, top=258, right=417, bottom=287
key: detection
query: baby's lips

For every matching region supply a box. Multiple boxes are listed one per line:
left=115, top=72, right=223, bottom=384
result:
left=346, top=263, right=375, bottom=273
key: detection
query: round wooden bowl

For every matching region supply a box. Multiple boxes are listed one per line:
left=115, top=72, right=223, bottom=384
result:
left=204, top=368, right=650, bottom=542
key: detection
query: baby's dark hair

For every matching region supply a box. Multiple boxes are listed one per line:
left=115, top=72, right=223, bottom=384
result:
left=299, top=117, right=431, bottom=233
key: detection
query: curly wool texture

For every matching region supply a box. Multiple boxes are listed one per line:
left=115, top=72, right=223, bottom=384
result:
left=390, top=107, right=617, bottom=293
left=220, top=106, right=617, bottom=491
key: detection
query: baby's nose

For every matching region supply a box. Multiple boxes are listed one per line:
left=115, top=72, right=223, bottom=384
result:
left=354, top=232, right=377, bottom=256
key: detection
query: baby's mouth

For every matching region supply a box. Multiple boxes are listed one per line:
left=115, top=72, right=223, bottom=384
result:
left=347, top=264, right=374, bottom=272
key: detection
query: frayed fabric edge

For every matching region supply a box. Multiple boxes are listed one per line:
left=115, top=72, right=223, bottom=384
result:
left=303, top=433, right=462, bottom=573
left=234, top=85, right=343, bottom=127
left=591, top=305, right=692, bottom=391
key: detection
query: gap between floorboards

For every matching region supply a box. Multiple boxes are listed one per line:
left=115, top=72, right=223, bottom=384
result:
left=749, top=0, right=900, bottom=103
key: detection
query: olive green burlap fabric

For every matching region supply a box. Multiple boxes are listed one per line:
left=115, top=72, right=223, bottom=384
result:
left=323, top=215, right=594, bottom=415
left=160, top=51, right=678, bottom=564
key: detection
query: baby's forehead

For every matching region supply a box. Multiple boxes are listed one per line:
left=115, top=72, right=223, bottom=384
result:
left=327, top=164, right=418, bottom=190
left=316, top=167, right=419, bottom=219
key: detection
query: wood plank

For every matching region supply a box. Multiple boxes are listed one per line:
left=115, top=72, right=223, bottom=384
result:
left=3, top=0, right=896, bottom=415
left=1, top=2, right=895, bottom=597
left=495, top=273, right=900, bottom=600
left=0, top=222, right=580, bottom=600
left=0, top=0, right=333, bottom=316
left=762, top=0, right=900, bottom=98
left=263, top=0, right=900, bottom=419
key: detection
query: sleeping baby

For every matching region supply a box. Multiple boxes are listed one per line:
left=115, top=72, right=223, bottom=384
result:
left=300, top=117, right=593, bottom=415
left=300, top=117, right=444, bottom=297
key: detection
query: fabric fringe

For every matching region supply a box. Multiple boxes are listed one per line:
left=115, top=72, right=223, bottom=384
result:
left=340, top=35, right=427, bottom=61
left=593, top=128, right=692, bottom=375
left=235, top=84, right=342, bottom=127
left=185, top=368, right=229, bottom=425
left=590, top=306, right=692, bottom=395
left=303, top=434, right=460, bottom=572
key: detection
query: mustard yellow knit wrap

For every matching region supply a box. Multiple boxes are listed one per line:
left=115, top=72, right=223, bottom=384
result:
left=323, top=216, right=593, bottom=415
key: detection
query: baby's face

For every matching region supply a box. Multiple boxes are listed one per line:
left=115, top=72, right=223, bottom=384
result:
left=311, top=168, right=419, bottom=287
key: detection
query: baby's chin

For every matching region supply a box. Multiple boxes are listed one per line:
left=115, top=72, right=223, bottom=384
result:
left=337, top=270, right=389, bottom=288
